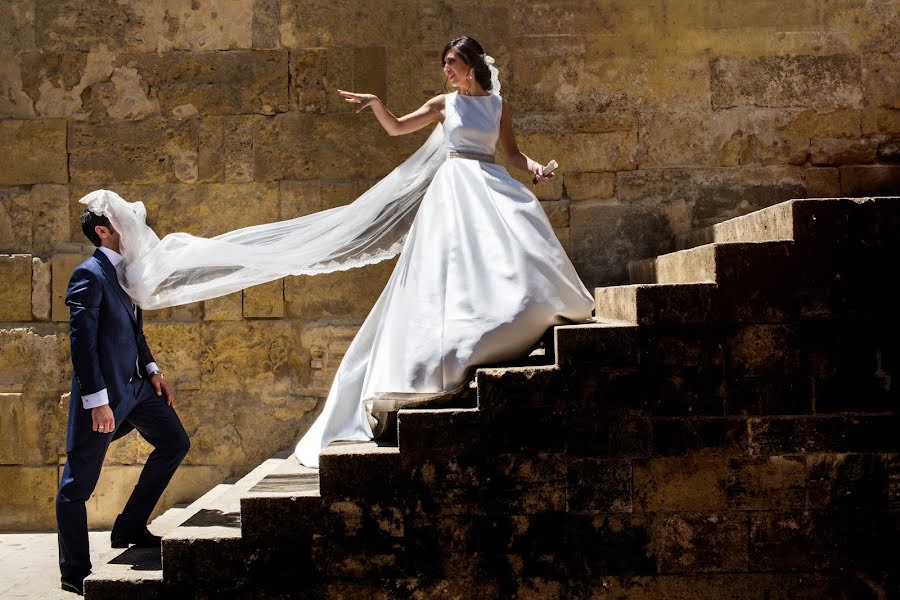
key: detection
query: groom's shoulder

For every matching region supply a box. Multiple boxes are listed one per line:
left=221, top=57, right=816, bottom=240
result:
left=69, top=254, right=104, bottom=284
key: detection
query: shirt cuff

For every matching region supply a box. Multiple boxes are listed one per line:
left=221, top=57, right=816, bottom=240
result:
left=82, top=388, right=109, bottom=409
left=146, top=362, right=160, bottom=375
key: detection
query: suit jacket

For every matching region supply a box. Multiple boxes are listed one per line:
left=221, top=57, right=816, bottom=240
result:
left=65, top=249, right=156, bottom=451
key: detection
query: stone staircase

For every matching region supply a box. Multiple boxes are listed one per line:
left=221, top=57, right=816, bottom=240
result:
left=85, top=197, right=898, bottom=599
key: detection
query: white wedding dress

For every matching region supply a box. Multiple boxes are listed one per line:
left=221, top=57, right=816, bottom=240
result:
left=294, top=92, right=594, bottom=467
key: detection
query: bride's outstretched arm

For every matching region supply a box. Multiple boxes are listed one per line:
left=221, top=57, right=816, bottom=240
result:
left=338, top=90, right=445, bottom=137
left=498, top=99, right=555, bottom=184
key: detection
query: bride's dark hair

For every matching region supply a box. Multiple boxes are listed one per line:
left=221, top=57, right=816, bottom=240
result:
left=441, top=36, right=492, bottom=92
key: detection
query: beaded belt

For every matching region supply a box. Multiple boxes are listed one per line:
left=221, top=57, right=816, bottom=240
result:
left=448, top=150, right=495, bottom=163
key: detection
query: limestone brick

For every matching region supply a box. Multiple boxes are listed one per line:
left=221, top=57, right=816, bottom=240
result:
left=0, top=466, right=57, bottom=529
left=284, top=260, right=394, bottom=320
left=804, top=168, right=841, bottom=198
left=0, top=120, right=67, bottom=185
left=616, top=167, right=807, bottom=228
left=353, top=46, right=388, bottom=109
left=520, top=131, right=636, bottom=173
left=51, top=253, right=88, bottom=322
left=69, top=119, right=169, bottom=184
left=142, top=301, right=203, bottom=323
left=862, top=52, right=900, bottom=108
left=570, top=203, right=674, bottom=286
left=0, top=392, right=67, bottom=465
left=279, top=180, right=323, bottom=219
left=0, top=254, right=32, bottom=322
left=839, top=165, right=900, bottom=197
left=199, top=320, right=301, bottom=390
left=726, top=456, right=806, bottom=510
left=653, top=512, right=749, bottom=573
left=0, top=326, right=70, bottom=393
left=253, top=112, right=421, bottom=181
left=710, top=55, right=862, bottom=110
left=810, top=137, right=878, bottom=166
left=31, top=257, right=50, bottom=321
left=252, top=0, right=280, bottom=48
left=634, top=457, right=728, bottom=512
left=143, top=183, right=280, bottom=238
left=0, top=187, right=32, bottom=253
left=204, top=292, right=243, bottom=321
left=297, top=323, right=359, bottom=392
left=128, top=50, right=289, bottom=116
left=386, top=45, right=425, bottom=117
left=278, top=0, right=418, bottom=48
left=35, top=1, right=255, bottom=53
left=0, top=51, right=36, bottom=118
left=243, top=279, right=285, bottom=318
left=0, top=1, right=35, bottom=53
left=862, top=108, right=900, bottom=135
left=31, top=184, right=70, bottom=254
left=564, top=172, right=615, bottom=202
left=166, top=117, right=200, bottom=184
left=143, top=323, right=202, bottom=391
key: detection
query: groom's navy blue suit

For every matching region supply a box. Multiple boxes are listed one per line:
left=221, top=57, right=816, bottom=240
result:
left=57, top=248, right=190, bottom=584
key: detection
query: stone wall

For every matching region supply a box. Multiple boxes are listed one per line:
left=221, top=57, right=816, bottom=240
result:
left=1, top=0, right=898, bottom=530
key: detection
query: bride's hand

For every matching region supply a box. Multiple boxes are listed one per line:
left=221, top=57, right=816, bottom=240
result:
left=338, top=89, right=380, bottom=113
left=529, top=159, right=555, bottom=185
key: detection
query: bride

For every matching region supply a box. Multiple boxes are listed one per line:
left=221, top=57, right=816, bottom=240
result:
left=292, top=36, right=593, bottom=466
left=78, top=36, right=594, bottom=469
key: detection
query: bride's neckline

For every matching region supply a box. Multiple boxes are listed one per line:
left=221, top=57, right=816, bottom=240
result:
left=455, top=91, right=492, bottom=98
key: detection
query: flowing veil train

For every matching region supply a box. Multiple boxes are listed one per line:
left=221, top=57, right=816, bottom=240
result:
left=80, top=125, right=448, bottom=310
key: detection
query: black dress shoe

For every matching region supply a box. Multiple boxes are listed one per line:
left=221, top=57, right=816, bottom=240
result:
left=60, top=578, right=84, bottom=595
left=111, top=525, right=162, bottom=548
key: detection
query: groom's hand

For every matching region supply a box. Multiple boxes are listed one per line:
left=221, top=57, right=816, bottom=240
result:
left=151, top=373, right=174, bottom=407
left=92, top=405, right=115, bottom=434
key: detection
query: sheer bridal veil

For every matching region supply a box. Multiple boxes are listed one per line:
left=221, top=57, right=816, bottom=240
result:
left=81, top=124, right=448, bottom=309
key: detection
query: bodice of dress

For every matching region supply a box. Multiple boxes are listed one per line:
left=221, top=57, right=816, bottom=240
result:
left=443, top=91, right=502, bottom=156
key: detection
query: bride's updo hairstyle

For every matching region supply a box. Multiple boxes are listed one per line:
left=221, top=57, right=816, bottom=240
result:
left=441, top=36, right=493, bottom=92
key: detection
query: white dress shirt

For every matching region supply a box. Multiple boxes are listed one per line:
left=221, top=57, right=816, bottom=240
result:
left=81, top=247, right=159, bottom=410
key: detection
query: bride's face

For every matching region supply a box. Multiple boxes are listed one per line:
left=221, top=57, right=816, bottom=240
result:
left=442, top=49, right=470, bottom=89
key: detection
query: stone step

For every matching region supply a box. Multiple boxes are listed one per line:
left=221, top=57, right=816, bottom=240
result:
left=652, top=241, right=794, bottom=286
left=554, top=321, right=640, bottom=369
left=240, top=456, right=321, bottom=545
left=595, top=283, right=718, bottom=326
left=673, top=198, right=877, bottom=251
left=84, top=452, right=294, bottom=598
left=318, top=441, right=402, bottom=501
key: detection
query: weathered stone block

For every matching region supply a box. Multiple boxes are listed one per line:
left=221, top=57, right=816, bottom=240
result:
left=0, top=1, right=35, bottom=53
left=564, top=172, right=615, bottom=202
left=806, top=453, right=890, bottom=511
left=810, top=137, right=878, bottom=165
left=130, top=50, right=288, bottom=116
left=710, top=55, right=862, bottom=109
left=199, top=321, right=300, bottom=390
left=0, top=120, right=67, bottom=185
left=570, top=202, right=674, bottom=286
left=0, top=51, right=36, bottom=119
left=520, top=131, right=636, bottom=172
left=863, top=52, right=900, bottom=109
left=726, top=325, right=799, bottom=378
left=617, top=167, right=807, bottom=228
left=284, top=260, right=394, bottom=320
left=31, top=184, right=70, bottom=254
left=31, top=257, right=51, bottom=321
left=726, top=456, right=806, bottom=510
left=633, top=456, right=727, bottom=512
left=69, top=119, right=168, bottom=184
left=0, top=187, right=32, bottom=253
left=839, top=165, right=900, bottom=196
left=0, top=254, right=32, bottom=321
left=243, top=279, right=284, bottom=318
left=204, top=292, right=243, bottom=321
left=567, top=457, right=632, bottom=514
left=651, top=417, right=749, bottom=457
left=0, top=327, right=70, bottom=392
left=143, top=322, right=201, bottom=391
left=51, top=252, right=87, bottom=322
left=804, top=167, right=841, bottom=197
left=653, top=512, right=749, bottom=573
left=0, top=465, right=58, bottom=530
left=279, top=0, right=418, bottom=48
left=748, top=511, right=832, bottom=572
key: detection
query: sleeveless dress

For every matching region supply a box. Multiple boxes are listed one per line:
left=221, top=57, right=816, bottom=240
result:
left=294, top=92, right=594, bottom=467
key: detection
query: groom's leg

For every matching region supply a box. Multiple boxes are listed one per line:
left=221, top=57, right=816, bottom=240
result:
left=56, top=434, right=112, bottom=583
left=116, top=380, right=190, bottom=533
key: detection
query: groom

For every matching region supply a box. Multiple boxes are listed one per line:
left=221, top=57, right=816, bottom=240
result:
left=56, top=209, right=191, bottom=595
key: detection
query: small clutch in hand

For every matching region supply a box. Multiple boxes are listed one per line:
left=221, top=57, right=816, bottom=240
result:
left=533, top=159, right=558, bottom=183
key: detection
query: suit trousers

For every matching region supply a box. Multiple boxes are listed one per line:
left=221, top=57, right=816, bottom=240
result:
left=56, top=378, right=190, bottom=582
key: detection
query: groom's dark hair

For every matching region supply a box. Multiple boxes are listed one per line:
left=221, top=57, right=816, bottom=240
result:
left=80, top=209, right=111, bottom=247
